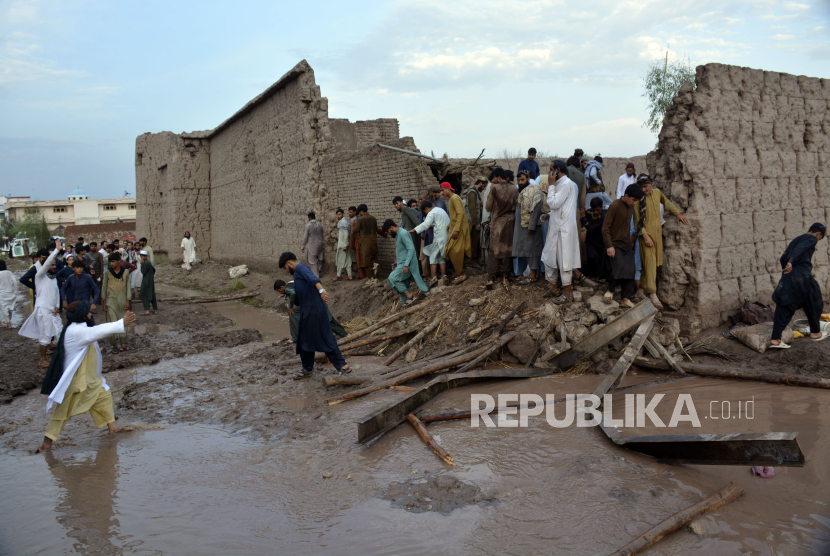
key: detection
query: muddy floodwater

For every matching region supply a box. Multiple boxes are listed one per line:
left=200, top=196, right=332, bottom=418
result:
left=2, top=360, right=829, bottom=555
left=204, top=300, right=290, bottom=341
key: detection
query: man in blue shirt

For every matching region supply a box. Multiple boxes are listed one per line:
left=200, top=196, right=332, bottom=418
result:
left=518, top=148, right=540, bottom=180
left=61, top=259, right=101, bottom=323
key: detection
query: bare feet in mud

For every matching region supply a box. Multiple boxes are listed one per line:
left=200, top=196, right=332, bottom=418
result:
left=36, top=436, right=52, bottom=453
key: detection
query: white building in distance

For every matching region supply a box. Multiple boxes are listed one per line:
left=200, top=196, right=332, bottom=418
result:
left=5, top=189, right=136, bottom=233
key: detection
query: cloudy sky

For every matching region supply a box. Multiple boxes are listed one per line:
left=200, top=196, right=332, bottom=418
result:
left=1, top=0, right=828, bottom=200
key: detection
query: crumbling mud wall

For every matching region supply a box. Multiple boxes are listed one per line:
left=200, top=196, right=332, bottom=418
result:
left=648, top=63, right=830, bottom=331
left=321, top=137, right=436, bottom=268
left=135, top=132, right=211, bottom=257
left=207, top=62, right=329, bottom=271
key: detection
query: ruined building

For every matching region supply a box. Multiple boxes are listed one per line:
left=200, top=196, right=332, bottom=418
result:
left=649, top=63, right=830, bottom=331
left=135, top=60, right=436, bottom=272
left=136, top=61, right=829, bottom=330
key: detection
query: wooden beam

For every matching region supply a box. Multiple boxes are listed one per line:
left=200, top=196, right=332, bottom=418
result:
left=593, top=315, right=655, bottom=400
left=645, top=336, right=686, bottom=375
left=407, top=414, right=455, bottom=466
left=382, top=317, right=441, bottom=366
left=608, top=483, right=743, bottom=555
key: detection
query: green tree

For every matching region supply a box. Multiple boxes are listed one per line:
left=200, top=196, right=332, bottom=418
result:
left=642, top=50, right=696, bottom=135
left=10, top=213, right=52, bottom=249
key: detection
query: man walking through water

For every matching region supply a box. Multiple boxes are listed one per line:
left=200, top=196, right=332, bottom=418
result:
left=37, top=300, right=136, bottom=453
left=278, top=252, right=350, bottom=379
left=181, top=231, right=197, bottom=271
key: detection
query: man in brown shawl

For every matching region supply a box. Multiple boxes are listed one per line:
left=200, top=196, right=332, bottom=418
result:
left=484, top=168, right=517, bottom=289
left=351, top=204, right=380, bottom=283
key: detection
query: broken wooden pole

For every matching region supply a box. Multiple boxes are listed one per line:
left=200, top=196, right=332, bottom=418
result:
left=593, top=315, right=656, bottom=400
left=633, top=357, right=830, bottom=389
left=328, top=339, right=505, bottom=405
left=321, top=375, right=369, bottom=387
left=383, top=317, right=441, bottom=366
left=339, top=326, right=420, bottom=352
left=162, top=292, right=258, bottom=304
left=608, top=483, right=744, bottom=556
left=489, top=302, right=526, bottom=338
left=338, top=301, right=425, bottom=345
left=645, top=337, right=686, bottom=375
left=406, top=414, right=455, bottom=466
left=454, top=331, right=518, bottom=374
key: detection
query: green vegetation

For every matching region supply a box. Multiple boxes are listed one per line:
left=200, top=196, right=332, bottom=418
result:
left=643, top=50, right=696, bottom=135
left=7, top=214, right=52, bottom=248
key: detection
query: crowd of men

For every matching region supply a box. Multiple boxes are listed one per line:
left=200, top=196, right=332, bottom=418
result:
left=278, top=146, right=827, bottom=378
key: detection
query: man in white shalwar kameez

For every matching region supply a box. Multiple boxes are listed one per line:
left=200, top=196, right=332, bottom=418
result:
left=19, top=240, right=64, bottom=366
left=181, top=232, right=197, bottom=270
left=541, top=160, right=580, bottom=304
left=0, top=260, right=18, bottom=328
left=37, top=300, right=136, bottom=453
left=413, top=200, right=450, bottom=286
left=334, top=209, right=353, bottom=281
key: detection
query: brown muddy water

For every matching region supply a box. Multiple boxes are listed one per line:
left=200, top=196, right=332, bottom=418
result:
left=204, top=300, right=290, bottom=341
left=2, top=361, right=829, bottom=555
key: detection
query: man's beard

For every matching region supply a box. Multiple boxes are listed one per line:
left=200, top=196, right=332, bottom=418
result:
left=288, top=267, right=295, bottom=275
left=390, top=231, right=397, bottom=238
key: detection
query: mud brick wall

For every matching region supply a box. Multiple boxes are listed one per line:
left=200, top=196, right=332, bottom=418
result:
left=208, top=62, right=331, bottom=272
left=65, top=222, right=136, bottom=244
left=135, top=132, right=211, bottom=257
left=648, top=63, right=830, bottom=331
left=354, top=119, right=400, bottom=150
left=321, top=137, right=437, bottom=272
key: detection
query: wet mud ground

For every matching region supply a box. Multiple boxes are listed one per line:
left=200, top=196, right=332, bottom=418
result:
left=1, top=262, right=830, bottom=554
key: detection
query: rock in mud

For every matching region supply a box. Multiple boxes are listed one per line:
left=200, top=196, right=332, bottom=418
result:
left=651, top=317, right=680, bottom=346
left=579, top=311, right=598, bottom=326
left=588, top=294, right=618, bottom=320
left=380, top=474, right=495, bottom=514
left=507, top=331, right=537, bottom=364
left=405, top=347, right=418, bottom=363
left=539, top=303, right=558, bottom=321
left=468, top=298, right=486, bottom=307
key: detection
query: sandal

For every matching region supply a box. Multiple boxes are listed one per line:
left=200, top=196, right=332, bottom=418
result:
left=554, top=295, right=573, bottom=305
left=768, top=342, right=791, bottom=349
left=813, top=332, right=829, bottom=342
left=517, top=278, right=539, bottom=286
left=603, top=292, right=614, bottom=304
left=293, top=368, right=313, bottom=379
left=333, top=277, right=342, bottom=282
left=573, top=273, right=585, bottom=285
left=452, top=275, right=467, bottom=285
left=336, top=365, right=353, bottom=375
left=112, top=347, right=120, bottom=354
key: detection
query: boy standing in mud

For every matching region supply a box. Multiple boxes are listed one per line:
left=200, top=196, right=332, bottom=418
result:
left=278, top=252, right=350, bottom=379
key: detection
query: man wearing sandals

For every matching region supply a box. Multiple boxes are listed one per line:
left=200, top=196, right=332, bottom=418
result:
left=278, top=252, right=350, bottom=379
left=541, top=160, right=580, bottom=304
left=770, top=223, right=827, bottom=349
left=334, top=208, right=353, bottom=281
left=602, top=184, right=645, bottom=308
left=383, top=219, right=428, bottom=304
left=440, top=182, right=471, bottom=285
left=633, top=174, right=689, bottom=309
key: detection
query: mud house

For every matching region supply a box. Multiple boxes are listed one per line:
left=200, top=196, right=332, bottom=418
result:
left=136, top=60, right=830, bottom=331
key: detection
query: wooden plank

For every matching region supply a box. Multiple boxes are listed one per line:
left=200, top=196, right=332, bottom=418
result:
left=547, top=299, right=657, bottom=370
left=593, top=315, right=655, bottom=400
left=645, top=336, right=686, bottom=375
left=382, top=317, right=441, bottom=366
left=356, top=367, right=556, bottom=444
left=338, top=301, right=425, bottom=345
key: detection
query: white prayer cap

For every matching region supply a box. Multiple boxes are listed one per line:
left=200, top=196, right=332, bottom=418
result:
left=139, top=250, right=148, bottom=255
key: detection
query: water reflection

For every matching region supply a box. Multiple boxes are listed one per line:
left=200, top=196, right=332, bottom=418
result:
left=44, top=446, right=121, bottom=555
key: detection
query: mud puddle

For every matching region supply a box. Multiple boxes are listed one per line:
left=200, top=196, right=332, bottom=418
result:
left=204, top=300, right=290, bottom=341
left=129, top=323, right=171, bottom=334
left=3, top=366, right=829, bottom=554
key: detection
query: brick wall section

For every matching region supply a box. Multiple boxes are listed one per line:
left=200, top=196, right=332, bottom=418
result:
left=65, top=222, right=136, bottom=244
left=648, top=63, right=830, bottom=330
left=207, top=66, right=329, bottom=271
left=354, top=119, right=400, bottom=150
left=321, top=137, right=437, bottom=272
left=134, top=132, right=211, bottom=258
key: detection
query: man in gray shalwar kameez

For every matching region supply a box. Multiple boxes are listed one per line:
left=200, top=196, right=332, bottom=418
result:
left=301, top=212, right=325, bottom=276
left=513, top=171, right=545, bottom=284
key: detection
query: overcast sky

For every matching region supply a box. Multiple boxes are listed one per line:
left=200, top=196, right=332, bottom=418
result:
left=1, top=0, right=828, bottom=201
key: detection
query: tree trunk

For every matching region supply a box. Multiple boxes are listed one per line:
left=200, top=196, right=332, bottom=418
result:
left=383, top=317, right=441, bottom=366
left=337, top=301, right=425, bottom=345
left=407, top=414, right=455, bottom=466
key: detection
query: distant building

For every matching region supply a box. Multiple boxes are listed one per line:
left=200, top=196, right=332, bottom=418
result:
left=5, top=189, right=137, bottom=233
